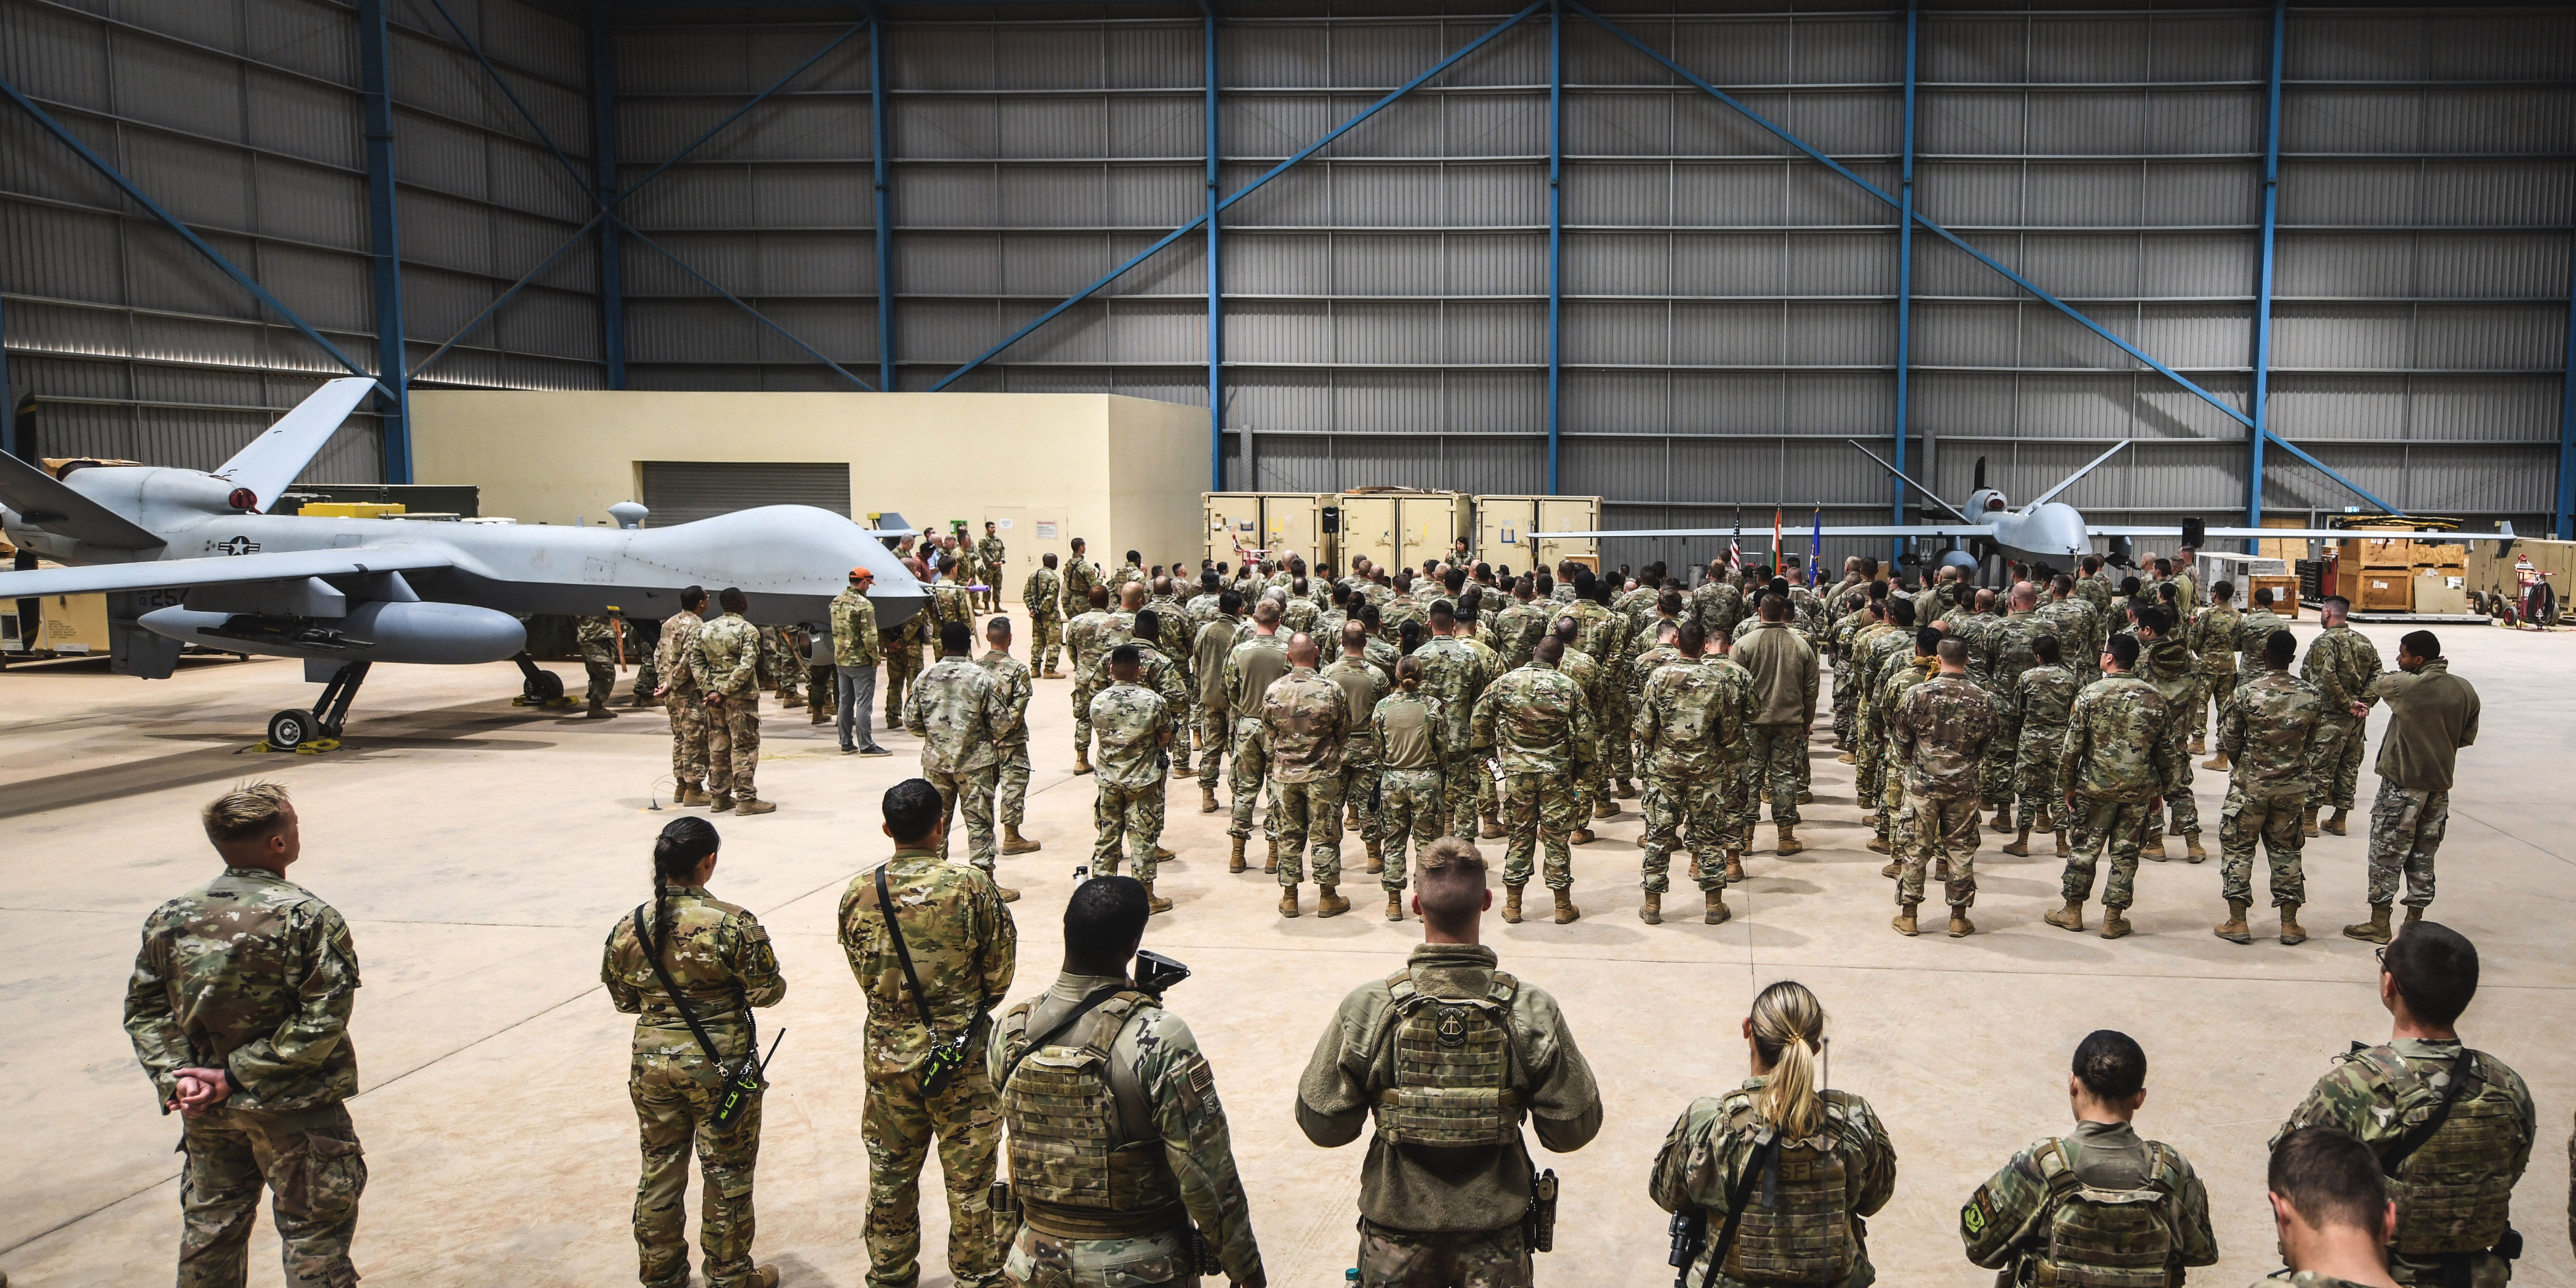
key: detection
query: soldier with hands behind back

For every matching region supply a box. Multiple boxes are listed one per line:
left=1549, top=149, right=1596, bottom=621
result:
left=2213, top=630, right=2333, bottom=947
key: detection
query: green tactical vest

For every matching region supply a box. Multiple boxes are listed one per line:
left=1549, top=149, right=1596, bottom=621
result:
left=1716, top=1093, right=1857, bottom=1285
left=2352, top=1046, right=2526, bottom=1255
left=999, top=992, right=1182, bottom=1235
left=2024, top=1137, right=2179, bottom=1288
left=1369, top=968, right=1524, bottom=1147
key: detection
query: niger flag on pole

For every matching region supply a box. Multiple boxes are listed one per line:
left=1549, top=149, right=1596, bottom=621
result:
left=1772, top=509, right=1783, bottom=568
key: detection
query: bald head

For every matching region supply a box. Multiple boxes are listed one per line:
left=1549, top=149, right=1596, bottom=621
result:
left=1120, top=583, right=1146, bottom=611
left=2011, top=582, right=2038, bottom=610
left=1534, top=636, right=1564, bottom=666
left=1975, top=587, right=1997, bottom=612
left=1286, top=632, right=1319, bottom=666
left=1552, top=616, right=1578, bottom=644
left=1152, top=575, right=1173, bottom=596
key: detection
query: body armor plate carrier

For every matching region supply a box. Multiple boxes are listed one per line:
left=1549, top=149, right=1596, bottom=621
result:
left=2353, top=1046, right=2526, bottom=1256
left=2022, top=1138, right=2179, bottom=1288
left=1371, top=968, right=1525, bottom=1147
left=1717, top=1092, right=1858, bottom=1285
left=999, top=990, right=1184, bottom=1238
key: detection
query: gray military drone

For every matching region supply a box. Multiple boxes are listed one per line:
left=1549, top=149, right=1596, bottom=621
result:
left=0, top=377, right=923, bottom=748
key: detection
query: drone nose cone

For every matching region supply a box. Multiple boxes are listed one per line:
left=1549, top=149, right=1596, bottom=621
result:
left=2025, top=503, right=2090, bottom=557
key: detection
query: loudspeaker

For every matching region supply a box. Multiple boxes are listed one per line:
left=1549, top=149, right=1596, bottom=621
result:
left=1320, top=505, right=1340, bottom=534
left=2181, top=517, right=2206, bottom=548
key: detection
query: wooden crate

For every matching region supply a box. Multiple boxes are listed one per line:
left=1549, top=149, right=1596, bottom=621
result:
left=2249, top=573, right=2300, bottom=617
left=2356, top=571, right=2414, bottom=612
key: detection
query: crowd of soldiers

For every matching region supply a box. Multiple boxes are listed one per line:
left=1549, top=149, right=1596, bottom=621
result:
left=120, top=778, right=2560, bottom=1288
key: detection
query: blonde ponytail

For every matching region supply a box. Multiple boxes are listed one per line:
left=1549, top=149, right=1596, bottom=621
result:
left=1750, top=980, right=1826, bottom=1139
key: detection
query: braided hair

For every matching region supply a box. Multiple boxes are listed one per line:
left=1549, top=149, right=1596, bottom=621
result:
left=651, top=816, right=721, bottom=941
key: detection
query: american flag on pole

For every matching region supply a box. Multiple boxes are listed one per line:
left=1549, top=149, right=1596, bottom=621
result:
left=1728, top=506, right=1744, bottom=571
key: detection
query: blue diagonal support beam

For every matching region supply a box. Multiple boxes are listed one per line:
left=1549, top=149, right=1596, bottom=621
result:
left=424, top=0, right=596, bottom=202
left=411, top=213, right=605, bottom=380
left=1569, top=0, right=2404, bottom=518
left=930, top=0, right=1546, bottom=392
left=0, top=77, right=389, bottom=400
left=616, top=219, right=875, bottom=391
left=615, top=22, right=869, bottom=207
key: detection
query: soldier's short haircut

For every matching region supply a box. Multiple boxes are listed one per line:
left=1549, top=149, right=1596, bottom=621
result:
left=720, top=587, right=749, bottom=613
left=1201, top=570, right=1220, bottom=590
left=1677, top=620, right=1706, bottom=654
left=1071, top=536, right=1087, bottom=549
left=1133, top=609, right=1160, bottom=639
left=1445, top=568, right=1468, bottom=593
left=1656, top=617, right=1680, bottom=641
left=1330, top=582, right=1351, bottom=605
left=2266, top=629, right=2295, bottom=667
left=1340, top=621, right=1369, bottom=654
left=2253, top=587, right=2274, bottom=606
left=1936, top=637, right=1967, bottom=665
left=1252, top=599, right=1283, bottom=625
left=939, top=554, right=958, bottom=573
left=1429, top=599, right=1456, bottom=624
left=2108, top=633, right=2141, bottom=668
left=2400, top=629, right=2441, bottom=660
left=1360, top=604, right=1382, bottom=627
left=2321, top=595, right=2349, bottom=615
left=1108, top=643, right=1142, bottom=669
left=1658, top=589, right=1684, bottom=617
left=1043, top=553, right=1060, bottom=569
left=1218, top=590, right=1243, bottom=613
left=1415, top=838, right=1488, bottom=922
left=2072, top=1029, right=2147, bottom=1100
left=1973, top=587, right=1996, bottom=611
left=2157, top=582, right=2180, bottom=607
left=2384, top=920, right=2478, bottom=1026
left=1768, top=578, right=1792, bottom=599
left=2050, top=574, right=2074, bottom=595
left=2119, top=576, right=2142, bottom=597
left=1759, top=592, right=1788, bottom=620
left=1889, top=598, right=1916, bottom=626
left=2033, top=634, right=2061, bottom=664
left=940, top=620, right=974, bottom=653
left=1915, top=626, right=1945, bottom=655
left=1867, top=580, right=1888, bottom=601
left=883, top=778, right=945, bottom=843
left=1534, top=636, right=1564, bottom=665
left=1552, top=615, right=1579, bottom=643
left=2268, top=1126, right=2392, bottom=1237
left=1064, top=876, right=1151, bottom=957
left=2211, top=580, right=2235, bottom=601
left=2154, top=557, right=2172, bottom=576
left=1088, top=585, right=1111, bottom=609
left=1125, top=549, right=1141, bottom=564
left=204, top=781, right=292, bottom=846
left=2081, top=553, right=2102, bottom=572
left=681, top=584, right=708, bottom=609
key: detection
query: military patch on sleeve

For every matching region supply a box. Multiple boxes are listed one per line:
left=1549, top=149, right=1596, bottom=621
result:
left=1962, top=1188, right=1994, bottom=1236
left=1188, top=1058, right=1215, bottom=1095
left=752, top=940, right=779, bottom=976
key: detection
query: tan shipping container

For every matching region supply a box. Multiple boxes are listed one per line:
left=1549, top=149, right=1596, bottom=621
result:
left=1470, top=494, right=1603, bottom=574
left=1262, top=493, right=1328, bottom=570
left=1535, top=496, right=1603, bottom=570
left=1396, top=492, right=1471, bottom=570
left=1205, top=493, right=1263, bottom=568
left=1338, top=493, right=1400, bottom=574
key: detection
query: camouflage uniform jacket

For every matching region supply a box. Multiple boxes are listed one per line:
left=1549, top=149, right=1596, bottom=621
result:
left=2076, top=573, right=2114, bottom=616
left=1869, top=655, right=1941, bottom=760
left=1183, top=591, right=1222, bottom=632
left=1263, top=665, right=1348, bottom=782
left=1570, top=600, right=1623, bottom=675
left=1382, top=591, right=1425, bottom=635
left=1895, top=674, right=1999, bottom=799
left=1691, top=581, right=1746, bottom=644
left=1370, top=690, right=1447, bottom=770
left=2220, top=670, right=2330, bottom=798
left=1088, top=681, right=1172, bottom=789
left=2015, top=664, right=2081, bottom=737
left=839, top=848, right=1017, bottom=1084
left=690, top=611, right=763, bottom=697
left=1361, top=634, right=1401, bottom=679
left=2137, top=636, right=2202, bottom=720
left=1627, top=643, right=1683, bottom=704
left=1556, top=645, right=1603, bottom=718
left=2060, top=675, right=2180, bottom=801
left=2301, top=625, right=2385, bottom=716
left=1220, top=631, right=1292, bottom=721
left=1023, top=566, right=1063, bottom=623
left=1859, top=626, right=1917, bottom=710
left=978, top=648, right=1034, bottom=745
left=1635, top=655, right=1749, bottom=777
left=1323, top=656, right=1389, bottom=767
left=1830, top=607, right=1875, bottom=667
left=1064, top=609, right=1123, bottom=686
left=1651, top=1078, right=1896, bottom=1288
left=124, top=866, right=360, bottom=1111
left=907, top=655, right=1006, bottom=774
left=2234, top=607, right=2286, bottom=668
left=830, top=588, right=881, bottom=667
left=931, top=581, right=976, bottom=633
left=2188, top=604, right=2243, bottom=675
left=1960, top=1119, right=2217, bottom=1279
left=976, top=534, right=1007, bottom=583
left=1130, top=641, right=1194, bottom=735
left=1413, top=635, right=1488, bottom=756
left=1490, top=601, right=1550, bottom=672
left=1193, top=618, right=1239, bottom=712
left=1282, top=595, right=1320, bottom=638
left=1986, top=611, right=2042, bottom=699
left=602, top=886, right=786, bottom=1063
left=1472, top=662, right=1598, bottom=775
left=1311, top=607, right=1348, bottom=644
left=1061, top=556, right=1103, bottom=617
left=657, top=609, right=707, bottom=695
left=576, top=614, right=615, bottom=647
left=1106, top=563, right=1147, bottom=601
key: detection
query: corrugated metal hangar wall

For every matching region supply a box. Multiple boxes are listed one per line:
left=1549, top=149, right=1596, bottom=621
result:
left=2, top=1, right=2569, bottom=571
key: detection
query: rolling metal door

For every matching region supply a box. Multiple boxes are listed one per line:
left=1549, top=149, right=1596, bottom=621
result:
left=639, top=462, right=852, bottom=527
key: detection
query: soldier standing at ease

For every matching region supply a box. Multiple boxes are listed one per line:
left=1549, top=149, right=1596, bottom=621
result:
left=657, top=587, right=714, bottom=803
left=1635, top=621, right=1747, bottom=926
left=2263, top=1126, right=2411, bottom=1288
left=1062, top=537, right=1103, bottom=622
left=1298, top=839, right=1602, bottom=1288
left=2188, top=581, right=2244, bottom=760
left=1087, top=645, right=1173, bottom=910
left=1191, top=590, right=1244, bottom=815
left=603, top=817, right=788, bottom=1288
left=2006, top=634, right=2079, bottom=859
left=627, top=610, right=664, bottom=708
left=989, top=877, right=1264, bottom=1288
left=840, top=780, right=1019, bottom=1288
left=976, top=520, right=1007, bottom=615
left=1370, top=655, right=1447, bottom=921
left=1024, top=552, right=1065, bottom=679
left=1324, top=623, right=1390, bottom=875
left=693, top=589, right=775, bottom=815
left=2133, top=605, right=2206, bottom=862
left=2302, top=597, right=2385, bottom=837
left=1413, top=601, right=1488, bottom=841
left=2047, top=634, right=2175, bottom=939
left=909, top=621, right=1017, bottom=901
left=124, top=783, right=366, bottom=1288
left=980, top=616, right=1043, bottom=860
left=1891, top=637, right=1998, bottom=939
left=882, top=596, right=927, bottom=732
left=1219, top=599, right=1292, bottom=873
left=1735, top=593, right=1819, bottom=856
left=1063, top=585, right=1119, bottom=774
left=833, top=567, right=892, bottom=757
left=1652, top=981, right=1894, bottom=1288
left=2344, top=631, right=2480, bottom=943
left=2214, top=631, right=2332, bottom=947
left=1472, top=636, right=1596, bottom=925
left=578, top=614, right=625, bottom=718
left=1959, top=1031, right=2217, bottom=1286
left=1266, top=632, right=1352, bottom=919
left=2274, top=922, right=2535, bottom=1288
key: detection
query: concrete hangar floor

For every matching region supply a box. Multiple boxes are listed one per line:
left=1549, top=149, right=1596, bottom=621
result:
left=3, top=610, right=2570, bottom=1287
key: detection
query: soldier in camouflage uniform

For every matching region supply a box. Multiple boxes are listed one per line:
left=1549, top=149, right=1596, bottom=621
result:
left=1636, top=621, right=1748, bottom=927
left=1128, top=608, right=1193, bottom=792
left=882, top=604, right=927, bottom=730
left=2302, top=597, right=2385, bottom=838
left=1452, top=607, right=1507, bottom=840
left=1864, top=619, right=1939, bottom=859
left=578, top=613, right=625, bottom=717
left=1024, top=553, right=1065, bottom=679
left=2038, top=573, right=2106, bottom=689
left=692, top=590, right=774, bottom=814
left=2188, top=581, right=2245, bottom=760
left=2007, top=634, right=2080, bottom=857
left=2235, top=587, right=2288, bottom=679
left=909, top=621, right=1015, bottom=895
left=1219, top=601, right=1292, bottom=873
left=1827, top=586, right=1884, bottom=754
left=2048, top=634, right=2178, bottom=939
left=1472, top=636, right=1597, bottom=924
left=1891, top=637, right=1999, bottom=938
left=1490, top=577, right=1548, bottom=673
left=751, top=623, right=802, bottom=709
left=1369, top=656, right=1447, bottom=921
left=1701, top=628, right=1764, bottom=881
left=1063, top=586, right=1124, bottom=775
left=2272, top=921, right=2535, bottom=1288
left=839, top=780, right=1019, bottom=1288
left=1413, top=603, right=1490, bottom=841
left=1105, top=549, right=1147, bottom=603
left=2348, top=632, right=2479, bottom=944
left=603, top=817, right=789, bottom=1288
left=1061, top=538, right=1103, bottom=621
left=2262, top=1125, right=2416, bottom=1288
left=989, top=877, right=1264, bottom=1288
left=2133, top=606, right=2207, bottom=861
left=831, top=569, right=891, bottom=756
left=1544, top=615, right=1609, bottom=842
left=978, top=616, right=1042, bottom=858
left=1691, top=559, right=1746, bottom=647
left=1960, top=1030, right=2217, bottom=1288
left=1736, top=595, right=1820, bottom=855
left=1191, top=591, right=1244, bottom=815
left=1568, top=577, right=1634, bottom=806
left=976, top=521, right=1008, bottom=615
left=657, top=590, right=714, bottom=801
left=1978, top=585, right=2044, bottom=831
left=1323, top=625, right=1390, bottom=874
left=2213, top=631, right=2332, bottom=946
left=1266, top=633, right=1351, bottom=918
left=124, top=783, right=367, bottom=1288
left=627, top=611, right=663, bottom=708
left=1299, top=839, right=1602, bottom=1288
left=1653, top=981, right=1894, bottom=1288
left=1087, top=646, right=1174, bottom=908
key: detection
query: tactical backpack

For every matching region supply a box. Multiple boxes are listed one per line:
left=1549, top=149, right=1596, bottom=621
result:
left=998, top=991, right=1183, bottom=1228
left=2023, top=1137, right=2181, bottom=1288
left=1715, top=1092, right=1858, bottom=1286
left=1371, top=968, right=1525, bottom=1147
left=2350, top=1046, right=2527, bottom=1256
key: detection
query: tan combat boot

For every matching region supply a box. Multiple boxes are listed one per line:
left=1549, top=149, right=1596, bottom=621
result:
left=1593, top=797, right=1619, bottom=819
left=1704, top=890, right=1730, bottom=925
left=779, top=689, right=804, bottom=709
left=2403, top=905, right=2424, bottom=927
left=735, top=797, right=777, bottom=816
left=1836, top=751, right=1856, bottom=765
left=995, top=883, right=1021, bottom=903
left=679, top=784, right=712, bottom=806
left=2201, top=752, right=2231, bottom=772
left=1934, top=855, right=1952, bottom=883
left=2099, top=908, right=2133, bottom=939
left=1776, top=826, right=1803, bottom=856
left=750, top=1264, right=781, bottom=1288
left=2213, top=899, right=2253, bottom=944
left=2145, top=833, right=2170, bottom=862
left=1879, top=861, right=1903, bottom=880
left=1502, top=885, right=1524, bottom=924
left=1201, top=786, right=1219, bottom=814
left=2322, top=807, right=2349, bottom=836
left=1479, top=815, right=1505, bottom=840
left=1277, top=888, right=1300, bottom=918
left=710, top=793, right=736, bottom=814
left=1385, top=891, right=1405, bottom=922
left=2342, top=903, right=2393, bottom=944
left=2301, top=805, right=2320, bottom=836
left=1617, top=781, right=1638, bottom=800
left=1153, top=846, right=1175, bottom=861
left=1264, top=835, right=1280, bottom=874
left=1228, top=836, right=1246, bottom=873
left=1316, top=884, right=1350, bottom=918
left=1990, top=806, right=2012, bottom=832
left=1553, top=889, right=1580, bottom=925
left=1865, top=834, right=1891, bottom=855
left=2044, top=900, right=2086, bottom=933
left=1639, top=892, right=1662, bottom=925
left=2054, top=830, right=2072, bottom=857
left=2278, top=902, right=2306, bottom=945
left=808, top=704, right=828, bottom=726
left=1947, top=909, right=1976, bottom=938
left=2002, top=827, right=2031, bottom=857
left=2188, top=736, right=2206, bottom=755
left=1724, top=853, right=1745, bottom=883
left=1571, top=828, right=1596, bottom=845
left=1142, top=881, right=1173, bottom=915
left=1891, top=902, right=1919, bottom=937
left=2183, top=832, right=2207, bottom=863
left=1365, top=836, right=1384, bottom=874
left=1002, top=826, right=1042, bottom=855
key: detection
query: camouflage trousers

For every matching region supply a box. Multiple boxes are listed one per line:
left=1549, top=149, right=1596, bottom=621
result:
left=1377, top=766, right=1444, bottom=891
left=1605, top=691, right=1635, bottom=783
left=2195, top=670, right=2236, bottom=739
left=2366, top=781, right=2448, bottom=909
left=1031, top=616, right=1064, bottom=674
left=584, top=639, right=619, bottom=705
left=2014, top=732, right=2064, bottom=833
left=1225, top=718, right=1273, bottom=841
left=1502, top=772, right=1582, bottom=891
left=669, top=688, right=711, bottom=787
left=2143, top=732, right=2201, bottom=847
left=1072, top=681, right=1103, bottom=764
left=2219, top=786, right=2307, bottom=907
left=1003, top=1223, right=1195, bottom=1288
left=863, top=1064, right=1004, bottom=1288
left=992, top=741, right=1031, bottom=830
left=1275, top=775, right=1345, bottom=887
left=1195, top=706, right=1230, bottom=790
left=1897, top=791, right=1980, bottom=908
left=707, top=694, right=762, bottom=801
left=178, top=1100, right=365, bottom=1288
left=1342, top=762, right=1380, bottom=847
left=925, top=763, right=1001, bottom=871
left=1094, top=777, right=1167, bottom=883
left=1641, top=769, right=1727, bottom=894
left=883, top=653, right=921, bottom=726
left=1357, top=1219, right=1530, bottom=1288
left=632, top=1044, right=763, bottom=1288
left=1832, top=667, right=1860, bottom=746
left=2063, top=795, right=2156, bottom=910
left=1977, top=725, right=2018, bottom=813
left=2309, top=714, right=2366, bottom=812
left=1476, top=757, right=1498, bottom=828
left=806, top=665, right=837, bottom=722
left=1794, top=723, right=1814, bottom=793
left=758, top=628, right=801, bottom=698
left=1747, top=725, right=1804, bottom=826
left=1441, top=752, right=1486, bottom=839
left=633, top=642, right=660, bottom=702
left=1854, top=725, right=1885, bottom=827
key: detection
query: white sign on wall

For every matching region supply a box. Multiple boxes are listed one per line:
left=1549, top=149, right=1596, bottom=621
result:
left=1036, top=521, right=1058, bottom=540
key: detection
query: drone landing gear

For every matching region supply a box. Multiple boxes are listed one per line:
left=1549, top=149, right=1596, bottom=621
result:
left=265, top=660, right=371, bottom=752
left=510, top=652, right=574, bottom=708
